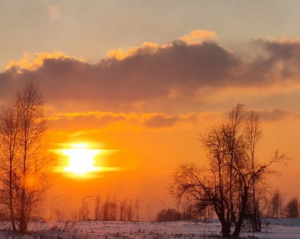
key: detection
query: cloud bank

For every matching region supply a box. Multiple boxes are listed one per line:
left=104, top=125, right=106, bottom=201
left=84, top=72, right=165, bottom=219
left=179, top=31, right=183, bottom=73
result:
left=46, top=109, right=298, bottom=134
left=2, top=30, right=300, bottom=109
left=48, top=111, right=206, bottom=131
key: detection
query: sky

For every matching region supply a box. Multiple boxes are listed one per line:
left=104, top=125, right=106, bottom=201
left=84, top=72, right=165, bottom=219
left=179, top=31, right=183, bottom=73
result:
left=1, top=0, right=300, bottom=220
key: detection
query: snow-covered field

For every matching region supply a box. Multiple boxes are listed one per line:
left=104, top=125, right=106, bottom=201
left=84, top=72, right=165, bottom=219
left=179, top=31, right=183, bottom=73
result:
left=0, top=219, right=299, bottom=239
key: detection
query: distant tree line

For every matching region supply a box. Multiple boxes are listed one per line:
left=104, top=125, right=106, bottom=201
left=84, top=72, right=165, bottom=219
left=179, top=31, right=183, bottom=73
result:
left=154, top=189, right=300, bottom=224
left=155, top=196, right=214, bottom=222
left=73, top=195, right=140, bottom=222
left=261, top=189, right=299, bottom=219
left=156, top=206, right=213, bottom=222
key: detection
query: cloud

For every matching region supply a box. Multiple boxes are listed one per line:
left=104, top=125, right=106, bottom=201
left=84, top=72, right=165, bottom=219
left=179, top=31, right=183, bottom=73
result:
left=46, top=108, right=298, bottom=134
left=0, top=31, right=238, bottom=104
left=5, top=52, right=85, bottom=71
left=48, top=5, right=61, bottom=20
left=2, top=31, right=300, bottom=109
left=244, top=38, right=300, bottom=84
left=178, top=30, right=219, bottom=45
left=259, top=109, right=300, bottom=122
left=48, top=112, right=178, bottom=131
left=107, top=42, right=161, bottom=60
left=107, top=30, right=218, bottom=60
left=47, top=111, right=225, bottom=132
left=144, top=114, right=179, bottom=128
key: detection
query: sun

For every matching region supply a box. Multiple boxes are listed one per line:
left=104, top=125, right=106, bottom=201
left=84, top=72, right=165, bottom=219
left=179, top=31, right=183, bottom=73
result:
left=61, top=143, right=102, bottom=176
left=53, top=142, right=119, bottom=177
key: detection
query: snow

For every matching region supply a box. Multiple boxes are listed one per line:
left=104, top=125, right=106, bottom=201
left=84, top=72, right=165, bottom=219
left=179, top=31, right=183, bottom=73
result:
left=0, top=219, right=299, bottom=239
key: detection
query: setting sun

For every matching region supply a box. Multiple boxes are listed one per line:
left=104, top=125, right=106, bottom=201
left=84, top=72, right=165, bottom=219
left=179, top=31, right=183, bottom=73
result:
left=61, top=143, right=102, bottom=176
left=53, top=142, right=119, bottom=178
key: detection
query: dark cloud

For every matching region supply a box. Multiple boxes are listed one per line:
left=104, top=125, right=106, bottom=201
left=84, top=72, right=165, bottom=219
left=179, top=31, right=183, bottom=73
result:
left=48, top=112, right=128, bottom=131
left=259, top=109, right=299, bottom=122
left=144, top=114, right=179, bottom=128
left=47, top=109, right=297, bottom=133
left=0, top=41, right=240, bottom=103
left=48, top=112, right=206, bottom=131
left=246, top=39, right=300, bottom=83
left=2, top=37, right=300, bottom=106
left=49, top=112, right=182, bottom=130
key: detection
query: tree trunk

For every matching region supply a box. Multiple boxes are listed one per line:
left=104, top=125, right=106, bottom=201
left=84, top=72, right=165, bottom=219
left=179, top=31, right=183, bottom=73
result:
left=233, top=188, right=248, bottom=237
left=9, top=158, right=16, bottom=232
left=221, top=222, right=231, bottom=238
left=254, top=206, right=262, bottom=232
left=9, top=192, right=16, bottom=232
left=19, top=189, right=27, bottom=233
left=232, top=218, right=242, bottom=237
left=19, top=217, right=27, bottom=234
left=20, top=163, right=27, bottom=234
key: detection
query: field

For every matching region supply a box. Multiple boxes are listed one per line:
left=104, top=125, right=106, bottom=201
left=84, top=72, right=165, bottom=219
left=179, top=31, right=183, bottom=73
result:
left=0, top=219, right=299, bottom=239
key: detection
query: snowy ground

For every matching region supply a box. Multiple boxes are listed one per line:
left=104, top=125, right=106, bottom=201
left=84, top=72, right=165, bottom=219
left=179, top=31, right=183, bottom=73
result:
left=0, top=219, right=299, bottom=239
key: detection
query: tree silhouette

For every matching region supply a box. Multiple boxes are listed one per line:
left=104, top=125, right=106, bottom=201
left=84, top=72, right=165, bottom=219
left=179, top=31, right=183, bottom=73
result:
left=284, top=197, right=299, bottom=218
left=0, top=82, right=52, bottom=233
left=170, top=104, right=287, bottom=238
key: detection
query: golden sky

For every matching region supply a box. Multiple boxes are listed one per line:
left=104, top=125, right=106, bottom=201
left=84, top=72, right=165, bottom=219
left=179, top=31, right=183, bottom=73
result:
left=1, top=1, right=300, bottom=220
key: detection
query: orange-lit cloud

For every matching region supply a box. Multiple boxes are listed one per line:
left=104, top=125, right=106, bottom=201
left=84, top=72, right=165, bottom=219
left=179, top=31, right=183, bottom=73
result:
left=178, top=30, right=219, bottom=45
left=107, top=30, right=218, bottom=60
left=107, top=42, right=161, bottom=60
left=5, top=52, right=85, bottom=72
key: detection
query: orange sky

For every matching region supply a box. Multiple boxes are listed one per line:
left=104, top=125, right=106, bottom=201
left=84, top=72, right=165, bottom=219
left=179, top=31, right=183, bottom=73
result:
left=1, top=1, right=300, bottom=220
left=41, top=109, right=300, bottom=221
left=2, top=32, right=300, bottom=219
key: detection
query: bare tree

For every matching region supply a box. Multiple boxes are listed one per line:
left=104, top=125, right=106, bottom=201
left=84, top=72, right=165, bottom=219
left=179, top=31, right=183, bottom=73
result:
left=268, top=189, right=283, bottom=218
left=72, top=210, right=79, bottom=221
left=147, top=204, right=151, bottom=222
left=244, top=110, right=262, bottom=231
left=170, top=105, right=287, bottom=238
left=135, top=197, right=139, bottom=221
left=102, top=195, right=118, bottom=221
left=119, top=197, right=127, bottom=221
left=126, top=198, right=133, bottom=221
left=111, top=199, right=117, bottom=221
left=94, top=195, right=101, bottom=220
left=0, top=104, right=20, bottom=231
left=284, top=197, right=299, bottom=218
left=103, top=195, right=110, bottom=221
left=0, top=82, right=52, bottom=233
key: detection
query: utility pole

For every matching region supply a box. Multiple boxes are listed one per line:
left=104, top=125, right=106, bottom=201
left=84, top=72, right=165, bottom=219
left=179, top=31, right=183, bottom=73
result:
left=50, top=197, right=59, bottom=221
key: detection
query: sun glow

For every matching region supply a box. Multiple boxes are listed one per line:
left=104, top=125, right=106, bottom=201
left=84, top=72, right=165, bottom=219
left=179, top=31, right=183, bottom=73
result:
left=61, top=143, right=102, bottom=176
left=53, top=142, right=120, bottom=178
